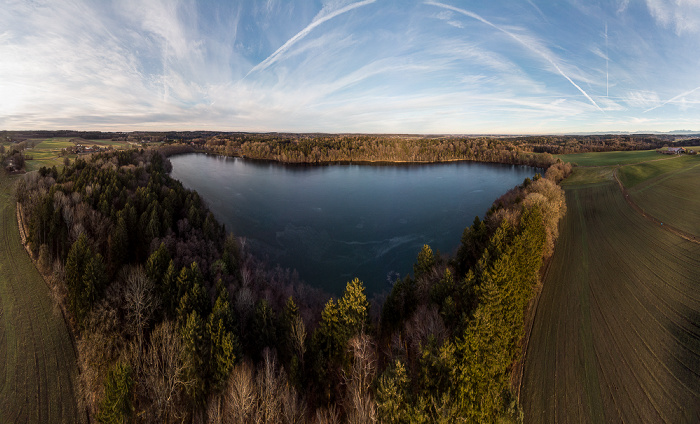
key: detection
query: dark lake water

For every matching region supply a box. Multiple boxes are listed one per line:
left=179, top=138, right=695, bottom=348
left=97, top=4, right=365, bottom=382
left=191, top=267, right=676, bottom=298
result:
left=169, top=154, right=536, bottom=296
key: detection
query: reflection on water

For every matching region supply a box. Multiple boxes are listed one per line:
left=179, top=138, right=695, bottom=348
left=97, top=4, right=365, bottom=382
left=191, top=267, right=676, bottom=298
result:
left=170, top=154, right=536, bottom=295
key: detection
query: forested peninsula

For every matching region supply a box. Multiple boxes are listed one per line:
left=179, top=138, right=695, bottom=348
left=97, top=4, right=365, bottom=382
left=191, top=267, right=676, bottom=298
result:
left=10, top=139, right=575, bottom=423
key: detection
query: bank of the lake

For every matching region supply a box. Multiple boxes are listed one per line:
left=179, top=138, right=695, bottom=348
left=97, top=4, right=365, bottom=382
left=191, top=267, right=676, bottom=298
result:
left=170, top=153, right=538, bottom=295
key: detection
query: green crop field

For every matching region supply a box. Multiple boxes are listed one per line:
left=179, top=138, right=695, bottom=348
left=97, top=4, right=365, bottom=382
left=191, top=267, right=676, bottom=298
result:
left=625, top=158, right=700, bottom=238
left=560, top=166, right=615, bottom=187
left=522, top=179, right=700, bottom=422
left=617, top=154, right=699, bottom=188
left=555, top=149, right=663, bottom=166
left=0, top=174, right=84, bottom=423
left=19, top=137, right=129, bottom=172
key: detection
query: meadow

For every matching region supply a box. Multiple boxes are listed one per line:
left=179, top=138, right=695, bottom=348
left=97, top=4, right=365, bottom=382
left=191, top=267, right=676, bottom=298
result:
left=523, top=152, right=700, bottom=422
left=555, top=149, right=662, bottom=166
left=625, top=156, right=700, bottom=238
left=0, top=174, right=84, bottom=423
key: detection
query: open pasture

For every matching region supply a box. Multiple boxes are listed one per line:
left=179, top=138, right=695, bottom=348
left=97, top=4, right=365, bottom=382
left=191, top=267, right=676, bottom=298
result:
left=555, top=149, right=661, bottom=166
left=522, top=181, right=700, bottom=423
left=560, top=166, right=615, bottom=187
left=627, top=160, right=700, bottom=238
left=0, top=175, right=84, bottom=423
left=617, top=154, right=698, bottom=188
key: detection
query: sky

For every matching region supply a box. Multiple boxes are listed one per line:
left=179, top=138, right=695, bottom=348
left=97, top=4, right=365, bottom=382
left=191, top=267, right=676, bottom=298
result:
left=1, top=0, right=699, bottom=134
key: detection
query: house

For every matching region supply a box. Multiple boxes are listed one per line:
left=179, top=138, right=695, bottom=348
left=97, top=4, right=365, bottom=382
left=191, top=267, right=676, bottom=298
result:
left=668, top=147, right=685, bottom=154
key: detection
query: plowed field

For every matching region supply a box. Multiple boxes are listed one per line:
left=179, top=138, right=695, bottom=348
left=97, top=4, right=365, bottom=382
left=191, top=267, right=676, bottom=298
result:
left=522, top=176, right=700, bottom=422
left=626, top=157, right=700, bottom=238
left=0, top=175, right=84, bottom=423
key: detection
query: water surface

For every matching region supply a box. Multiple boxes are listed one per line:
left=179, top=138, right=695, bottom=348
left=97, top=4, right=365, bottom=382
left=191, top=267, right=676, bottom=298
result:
left=170, top=154, right=535, bottom=295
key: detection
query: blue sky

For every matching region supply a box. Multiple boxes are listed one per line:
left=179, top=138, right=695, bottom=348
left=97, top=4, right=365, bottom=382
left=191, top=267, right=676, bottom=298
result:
left=1, top=0, right=699, bottom=134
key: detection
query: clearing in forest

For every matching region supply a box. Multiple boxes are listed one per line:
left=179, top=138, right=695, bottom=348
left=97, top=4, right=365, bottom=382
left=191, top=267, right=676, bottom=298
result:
left=522, top=156, right=700, bottom=422
left=0, top=174, right=84, bottom=423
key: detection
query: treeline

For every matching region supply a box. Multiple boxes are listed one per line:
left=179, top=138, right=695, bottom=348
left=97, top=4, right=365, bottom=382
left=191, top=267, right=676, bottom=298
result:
left=523, top=134, right=700, bottom=154
left=201, top=133, right=700, bottom=165
left=17, top=149, right=571, bottom=422
left=203, top=134, right=558, bottom=168
left=374, top=161, right=570, bottom=422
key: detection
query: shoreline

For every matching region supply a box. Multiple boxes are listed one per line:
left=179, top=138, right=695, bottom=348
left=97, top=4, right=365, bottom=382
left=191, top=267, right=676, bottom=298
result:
left=166, top=147, right=546, bottom=170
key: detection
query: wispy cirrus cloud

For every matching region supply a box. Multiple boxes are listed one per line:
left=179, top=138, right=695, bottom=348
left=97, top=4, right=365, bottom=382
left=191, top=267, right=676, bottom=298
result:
left=245, top=0, right=376, bottom=77
left=645, top=0, right=700, bottom=35
left=425, top=1, right=604, bottom=112
left=0, top=0, right=698, bottom=133
left=644, top=86, right=700, bottom=113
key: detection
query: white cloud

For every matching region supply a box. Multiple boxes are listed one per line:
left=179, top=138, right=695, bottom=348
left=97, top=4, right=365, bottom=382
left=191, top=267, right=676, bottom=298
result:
left=425, top=1, right=604, bottom=112
left=435, top=11, right=464, bottom=28
left=245, top=0, right=376, bottom=77
left=623, top=90, right=661, bottom=108
left=617, top=0, right=631, bottom=14
left=645, top=85, right=700, bottom=112
left=645, top=0, right=700, bottom=35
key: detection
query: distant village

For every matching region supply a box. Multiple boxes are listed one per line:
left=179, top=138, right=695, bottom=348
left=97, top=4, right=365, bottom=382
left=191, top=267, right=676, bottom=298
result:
left=65, top=143, right=109, bottom=155
left=658, top=146, right=696, bottom=155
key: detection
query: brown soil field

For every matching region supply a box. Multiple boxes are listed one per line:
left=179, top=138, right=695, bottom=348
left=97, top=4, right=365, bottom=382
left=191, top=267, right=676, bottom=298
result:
left=522, top=179, right=700, bottom=422
left=0, top=174, right=84, bottom=423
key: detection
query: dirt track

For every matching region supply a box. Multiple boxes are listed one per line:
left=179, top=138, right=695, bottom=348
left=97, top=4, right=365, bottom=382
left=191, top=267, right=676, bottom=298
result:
left=613, top=167, right=700, bottom=245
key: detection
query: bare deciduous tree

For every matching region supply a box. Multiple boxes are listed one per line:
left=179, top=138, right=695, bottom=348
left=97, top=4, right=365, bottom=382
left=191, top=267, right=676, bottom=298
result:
left=224, top=350, right=306, bottom=424
left=315, top=405, right=341, bottom=424
left=344, top=334, right=378, bottom=424
left=123, top=266, right=159, bottom=364
left=256, top=348, right=284, bottom=424
left=291, top=315, right=307, bottom=362
left=142, top=320, right=190, bottom=423
left=225, top=361, right=256, bottom=424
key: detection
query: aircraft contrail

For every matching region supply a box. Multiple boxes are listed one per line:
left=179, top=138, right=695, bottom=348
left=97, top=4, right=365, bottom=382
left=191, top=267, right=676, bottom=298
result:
left=426, top=1, right=604, bottom=112
left=244, top=0, right=376, bottom=78
left=645, top=86, right=700, bottom=113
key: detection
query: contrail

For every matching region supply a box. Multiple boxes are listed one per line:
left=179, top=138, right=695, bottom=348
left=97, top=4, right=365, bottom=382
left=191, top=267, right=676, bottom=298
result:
left=645, top=86, right=700, bottom=113
left=244, top=0, right=376, bottom=78
left=426, top=1, right=604, bottom=112
left=526, top=0, right=546, bottom=21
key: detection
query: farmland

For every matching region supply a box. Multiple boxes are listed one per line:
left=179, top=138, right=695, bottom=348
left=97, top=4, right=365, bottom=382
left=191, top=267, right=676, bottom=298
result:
left=555, top=149, right=662, bottom=166
left=0, top=174, right=84, bottom=422
left=626, top=161, right=700, bottom=238
left=19, top=137, right=131, bottom=171
left=522, top=155, right=700, bottom=422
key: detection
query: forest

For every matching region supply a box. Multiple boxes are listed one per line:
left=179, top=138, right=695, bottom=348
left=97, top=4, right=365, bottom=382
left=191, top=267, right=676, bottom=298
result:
left=201, top=133, right=700, bottom=163
left=16, top=147, right=571, bottom=422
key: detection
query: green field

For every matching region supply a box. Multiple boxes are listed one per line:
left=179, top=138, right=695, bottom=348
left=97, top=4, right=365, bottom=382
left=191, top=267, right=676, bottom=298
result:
left=625, top=157, right=700, bottom=238
left=617, top=154, right=699, bottom=188
left=555, top=149, right=663, bottom=166
left=0, top=175, right=84, bottom=422
left=19, top=137, right=130, bottom=172
left=522, top=179, right=700, bottom=422
left=560, top=166, right=615, bottom=187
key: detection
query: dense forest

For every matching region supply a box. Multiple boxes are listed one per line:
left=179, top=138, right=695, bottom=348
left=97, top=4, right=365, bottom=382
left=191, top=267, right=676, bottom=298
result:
left=17, top=148, right=571, bottom=422
left=200, top=133, right=700, bottom=162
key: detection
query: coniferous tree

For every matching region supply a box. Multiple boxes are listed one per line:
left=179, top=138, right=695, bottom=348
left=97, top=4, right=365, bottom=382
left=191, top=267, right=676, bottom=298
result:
left=338, top=278, right=370, bottom=337
left=97, top=361, right=134, bottom=424
left=413, top=244, right=436, bottom=280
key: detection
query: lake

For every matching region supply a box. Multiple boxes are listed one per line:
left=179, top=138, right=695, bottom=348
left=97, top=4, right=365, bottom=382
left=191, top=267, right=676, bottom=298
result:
left=169, top=154, right=536, bottom=296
